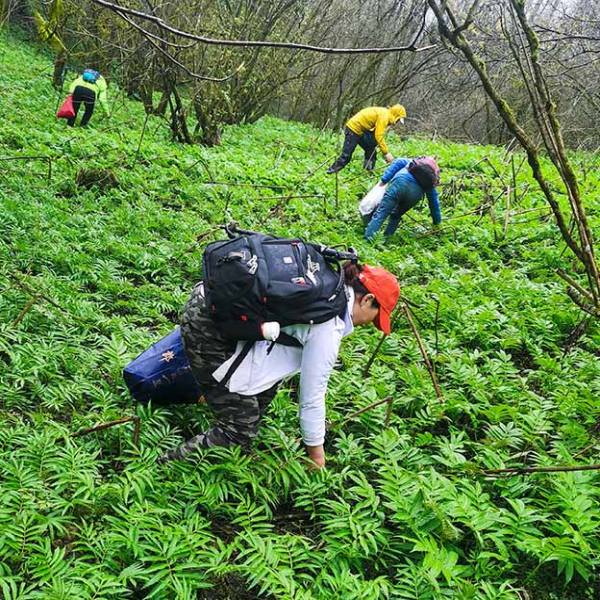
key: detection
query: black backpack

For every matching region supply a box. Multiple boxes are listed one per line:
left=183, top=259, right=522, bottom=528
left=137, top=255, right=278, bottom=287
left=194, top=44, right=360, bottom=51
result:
left=202, top=225, right=357, bottom=346
left=407, top=157, right=441, bottom=192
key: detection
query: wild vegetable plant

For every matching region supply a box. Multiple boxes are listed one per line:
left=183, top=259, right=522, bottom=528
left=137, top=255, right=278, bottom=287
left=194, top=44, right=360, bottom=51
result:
left=0, top=28, right=599, bottom=599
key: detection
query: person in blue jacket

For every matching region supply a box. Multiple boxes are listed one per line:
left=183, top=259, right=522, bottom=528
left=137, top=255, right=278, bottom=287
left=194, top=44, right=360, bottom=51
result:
left=364, top=156, right=441, bottom=241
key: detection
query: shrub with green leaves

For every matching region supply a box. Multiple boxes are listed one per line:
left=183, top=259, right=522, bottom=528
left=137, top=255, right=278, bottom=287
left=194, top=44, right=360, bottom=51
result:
left=1, top=27, right=599, bottom=600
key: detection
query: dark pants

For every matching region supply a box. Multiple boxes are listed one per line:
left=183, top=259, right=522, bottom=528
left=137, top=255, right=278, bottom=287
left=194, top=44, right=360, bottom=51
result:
left=161, top=283, right=278, bottom=460
left=67, top=86, right=96, bottom=127
left=329, top=127, right=378, bottom=173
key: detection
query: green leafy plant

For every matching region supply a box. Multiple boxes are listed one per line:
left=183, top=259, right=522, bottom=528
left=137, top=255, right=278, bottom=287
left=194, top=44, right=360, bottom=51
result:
left=0, top=27, right=599, bottom=599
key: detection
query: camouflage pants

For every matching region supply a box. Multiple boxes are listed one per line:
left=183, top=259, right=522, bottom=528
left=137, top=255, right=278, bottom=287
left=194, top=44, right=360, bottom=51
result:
left=160, top=282, right=278, bottom=462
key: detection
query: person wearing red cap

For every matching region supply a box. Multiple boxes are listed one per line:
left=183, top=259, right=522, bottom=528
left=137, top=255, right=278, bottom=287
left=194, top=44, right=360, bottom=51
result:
left=159, top=261, right=400, bottom=469
left=356, top=264, right=399, bottom=336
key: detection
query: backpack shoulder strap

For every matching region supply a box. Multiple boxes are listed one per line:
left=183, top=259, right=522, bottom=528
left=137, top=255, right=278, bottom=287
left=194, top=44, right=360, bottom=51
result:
left=219, top=332, right=303, bottom=388
left=275, top=331, right=303, bottom=348
left=220, top=340, right=254, bottom=388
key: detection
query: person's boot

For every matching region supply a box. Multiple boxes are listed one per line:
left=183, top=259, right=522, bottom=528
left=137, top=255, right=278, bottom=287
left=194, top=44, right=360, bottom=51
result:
left=157, top=433, right=209, bottom=463
left=327, top=164, right=341, bottom=175
left=363, top=158, right=375, bottom=171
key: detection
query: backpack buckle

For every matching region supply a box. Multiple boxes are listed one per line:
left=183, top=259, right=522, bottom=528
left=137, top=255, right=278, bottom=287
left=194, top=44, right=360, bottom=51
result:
left=247, top=254, right=258, bottom=274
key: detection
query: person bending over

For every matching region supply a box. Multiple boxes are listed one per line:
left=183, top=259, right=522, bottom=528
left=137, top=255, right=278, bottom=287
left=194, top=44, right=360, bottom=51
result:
left=67, top=69, right=110, bottom=127
left=158, top=262, right=400, bottom=469
left=327, top=104, right=406, bottom=174
left=365, top=156, right=441, bottom=241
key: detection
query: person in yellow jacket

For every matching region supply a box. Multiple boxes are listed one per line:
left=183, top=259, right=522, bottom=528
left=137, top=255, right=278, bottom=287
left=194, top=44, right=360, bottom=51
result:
left=327, top=105, right=406, bottom=174
left=66, top=69, right=110, bottom=127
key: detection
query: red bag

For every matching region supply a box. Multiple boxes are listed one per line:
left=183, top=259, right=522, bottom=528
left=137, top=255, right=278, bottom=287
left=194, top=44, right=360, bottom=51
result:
left=56, top=95, right=75, bottom=119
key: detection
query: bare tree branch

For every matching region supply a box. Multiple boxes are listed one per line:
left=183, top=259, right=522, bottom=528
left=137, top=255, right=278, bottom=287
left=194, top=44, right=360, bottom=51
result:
left=89, top=0, right=436, bottom=54
left=118, top=10, right=244, bottom=82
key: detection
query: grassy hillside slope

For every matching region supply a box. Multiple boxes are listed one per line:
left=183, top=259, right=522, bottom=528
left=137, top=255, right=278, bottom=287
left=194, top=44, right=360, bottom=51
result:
left=1, top=30, right=599, bottom=600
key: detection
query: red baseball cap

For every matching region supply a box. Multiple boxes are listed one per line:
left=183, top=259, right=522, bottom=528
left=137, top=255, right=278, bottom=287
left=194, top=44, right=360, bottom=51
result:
left=358, top=265, right=400, bottom=335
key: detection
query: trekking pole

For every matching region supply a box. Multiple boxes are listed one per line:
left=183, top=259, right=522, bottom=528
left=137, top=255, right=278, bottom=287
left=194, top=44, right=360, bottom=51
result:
left=319, top=246, right=358, bottom=262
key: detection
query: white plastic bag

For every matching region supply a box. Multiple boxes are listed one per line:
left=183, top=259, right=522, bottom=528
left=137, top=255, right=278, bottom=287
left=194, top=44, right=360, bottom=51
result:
left=358, top=183, right=387, bottom=217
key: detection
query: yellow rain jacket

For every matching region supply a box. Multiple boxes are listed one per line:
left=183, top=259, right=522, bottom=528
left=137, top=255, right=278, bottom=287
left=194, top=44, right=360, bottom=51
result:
left=346, top=105, right=406, bottom=155
left=69, top=75, right=110, bottom=115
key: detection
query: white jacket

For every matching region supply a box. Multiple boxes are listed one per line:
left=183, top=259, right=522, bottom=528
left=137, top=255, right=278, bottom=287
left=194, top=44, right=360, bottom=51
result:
left=212, top=288, right=355, bottom=446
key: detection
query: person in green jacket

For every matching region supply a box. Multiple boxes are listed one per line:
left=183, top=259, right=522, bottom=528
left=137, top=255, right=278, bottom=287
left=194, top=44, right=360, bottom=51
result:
left=67, top=69, right=110, bottom=127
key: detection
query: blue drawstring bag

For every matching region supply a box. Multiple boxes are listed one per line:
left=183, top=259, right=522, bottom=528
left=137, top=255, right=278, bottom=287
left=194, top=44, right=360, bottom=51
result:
left=123, top=328, right=202, bottom=404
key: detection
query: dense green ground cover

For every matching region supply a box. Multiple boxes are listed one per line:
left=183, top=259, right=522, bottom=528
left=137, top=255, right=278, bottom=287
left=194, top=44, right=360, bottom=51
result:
left=1, top=30, right=600, bottom=599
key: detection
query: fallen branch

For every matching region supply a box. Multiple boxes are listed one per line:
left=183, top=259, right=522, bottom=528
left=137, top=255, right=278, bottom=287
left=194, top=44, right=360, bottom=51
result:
left=309, top=118, right=331, bottom=147
left=297, top=156, right=334, bottom=187
left=476, top=155, right=506, bottom=184
left=503, top=185, right=511, bottom=237
left=573, top=440, right=597, bottom=459
left=264, top=157, right=335, bottom=222
left=509, top=206, right=549, bottom=217
left=516, top=183, right=531, bottom=204
left=328, top=396, right=393, bottom=431
left=562, top=315, right=591, bottom=357
left=445, top=203, right=492, bottom=221
left=402, top=302, right=445, bottom=402
left=8, top=273, right=69, bottom=313
left=200, top=180, right=285, bottom=191
left=72, top=415, right=141, bottom=445
left=482, top=463, right=600, bottom=476
left=0, top=155, right=52, bottom=182
left=417, top=225, right=458, bottom=242
left=363, top=309, right=403, bottom=376
left=12, top=295, right=40, bottom=326
left=512, top=213, right=552, bottom=226
left=362, top=333, right=388, bottom=377
left=135, top=111, right=150, bottom=157
left=260, top=194, right=325, bottom=201
left=182, top=156, right=213, bottom=179
left=556, top=268, right=595, bottom=302
left=179, top=225, right=228, bottom=257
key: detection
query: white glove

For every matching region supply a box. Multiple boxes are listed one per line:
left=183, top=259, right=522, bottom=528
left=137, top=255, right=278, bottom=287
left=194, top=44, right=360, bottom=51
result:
left=261, top=321, right=281, bottom=342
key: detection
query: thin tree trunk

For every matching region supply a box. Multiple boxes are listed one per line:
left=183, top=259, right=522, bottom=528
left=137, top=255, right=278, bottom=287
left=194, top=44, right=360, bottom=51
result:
left=427, top=0, right=599, bottom=312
